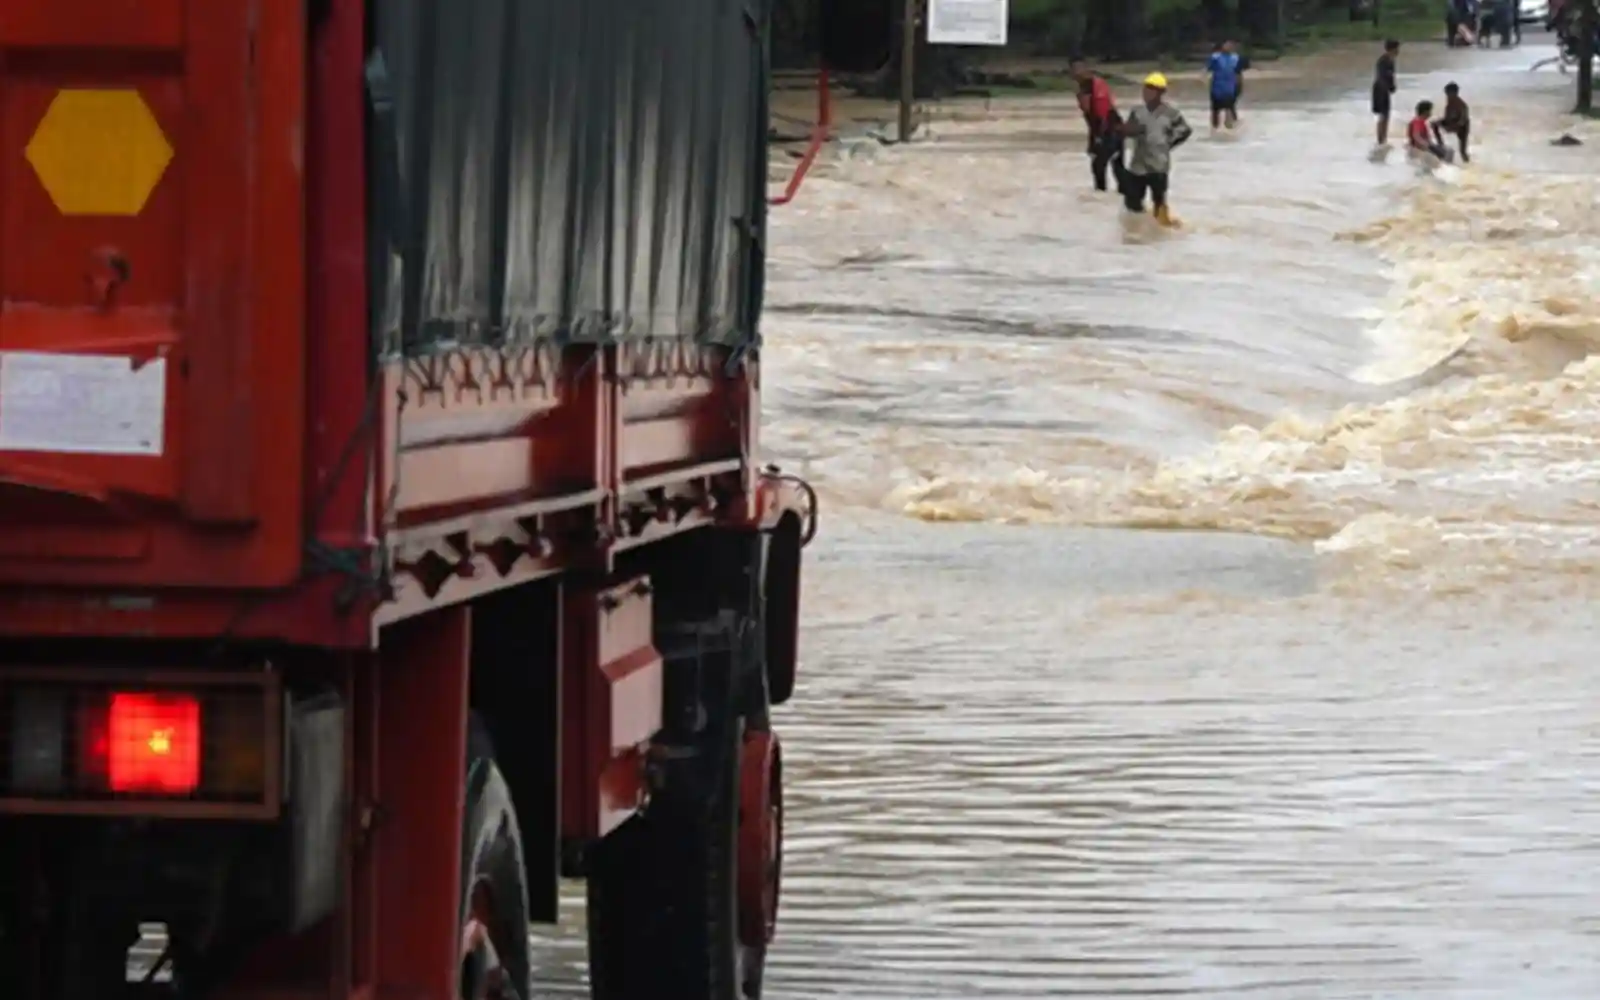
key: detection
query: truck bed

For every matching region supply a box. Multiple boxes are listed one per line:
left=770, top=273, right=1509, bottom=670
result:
left=0, top=0, right=772, bottom=644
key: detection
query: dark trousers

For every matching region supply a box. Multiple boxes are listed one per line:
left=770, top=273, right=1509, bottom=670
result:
left=1090, top=132, right=1126, bottom=193
left=1501, top=3, right=1520, bottom=43
left=1434, top=121, right=1470, bottom=160
left=1122, top=171, right=1169, bottom=212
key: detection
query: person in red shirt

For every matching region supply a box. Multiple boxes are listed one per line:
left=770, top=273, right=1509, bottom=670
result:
left=1407, top=100, right=1454, bottom=162
left=1071, top=57, right=1126, bottom=194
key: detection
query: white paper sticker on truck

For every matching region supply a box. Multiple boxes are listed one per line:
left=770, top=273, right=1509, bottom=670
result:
left=0, top=351, right=167, bottom=456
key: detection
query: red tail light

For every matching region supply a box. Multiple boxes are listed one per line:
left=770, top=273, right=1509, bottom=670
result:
left=106, top=693, right=202, bottom=794
left=0, top=668, right=279, bottom=818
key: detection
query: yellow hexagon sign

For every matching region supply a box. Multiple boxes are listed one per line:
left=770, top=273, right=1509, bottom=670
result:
left=25, top=88, right=174, bottom=217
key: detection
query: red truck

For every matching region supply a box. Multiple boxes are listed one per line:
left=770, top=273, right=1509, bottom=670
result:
left=0, top=0, right=911, bottom=996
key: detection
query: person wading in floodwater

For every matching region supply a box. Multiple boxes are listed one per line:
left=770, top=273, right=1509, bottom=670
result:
left=1207, top=40, right=1243, bottom=129
left=1431, top=82, right=1471, bottom=163
left=1120, top=72, right=1192, bottom=225
left=1408, top=99, right=1456, bottom=163
left=1071, top=56, right=1126, bottom=194
left=1232, top=43, right=1252, bottom=121
left=1372, top=38, right=1400, bottom=146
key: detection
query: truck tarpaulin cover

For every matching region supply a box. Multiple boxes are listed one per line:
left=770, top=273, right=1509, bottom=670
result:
left=367, top=0, right=769, bottom=354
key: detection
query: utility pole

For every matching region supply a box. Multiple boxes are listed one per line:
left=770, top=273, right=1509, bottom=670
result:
left=1579, top=0, right=1596, bottom=113
left=899, top=0, right=917, bottom=143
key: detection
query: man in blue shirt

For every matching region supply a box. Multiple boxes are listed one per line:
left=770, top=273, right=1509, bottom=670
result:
left=1207, top=40, right=1242, bottom=130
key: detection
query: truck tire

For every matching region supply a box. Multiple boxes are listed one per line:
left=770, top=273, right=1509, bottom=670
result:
left=586, top=716, right=769, bottom=1000
left=461, top=719, right=533, bottom=1000
left=19, top=835, right=135, bottom=1000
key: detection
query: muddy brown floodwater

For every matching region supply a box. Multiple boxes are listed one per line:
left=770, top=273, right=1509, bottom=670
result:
left=525, top=38, right=1600, bottom=999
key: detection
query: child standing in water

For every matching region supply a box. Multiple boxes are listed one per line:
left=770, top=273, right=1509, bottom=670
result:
left=1431, top=82, right=1471, bottom=163
left=1372, top=39, right=1400, bottom=146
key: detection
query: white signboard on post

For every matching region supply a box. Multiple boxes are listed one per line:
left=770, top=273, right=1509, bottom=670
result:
left=927, top=0, right=1009, bottom=46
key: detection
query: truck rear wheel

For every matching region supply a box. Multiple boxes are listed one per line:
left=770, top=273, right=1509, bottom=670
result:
left=586, top=718, right=780, bottom=1000
left=461, top=725, right=532, bottom=1000
left=11, top=830, right=136, bottom=1000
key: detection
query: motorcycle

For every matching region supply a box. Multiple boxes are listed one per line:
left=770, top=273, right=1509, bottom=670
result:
left=1529, top=1, right=1596, bottom=72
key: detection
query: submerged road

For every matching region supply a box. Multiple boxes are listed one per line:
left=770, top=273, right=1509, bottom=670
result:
left=525, top=36, right=1600, bottom=999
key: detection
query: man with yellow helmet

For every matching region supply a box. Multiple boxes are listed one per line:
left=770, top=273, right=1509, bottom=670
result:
left=1119, top=71, right=1193, bottom=225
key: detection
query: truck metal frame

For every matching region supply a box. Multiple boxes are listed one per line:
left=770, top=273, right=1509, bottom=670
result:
left=0, top=1, right=824, bottom=998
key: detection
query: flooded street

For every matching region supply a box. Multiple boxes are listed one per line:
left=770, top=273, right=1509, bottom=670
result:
left=755, top=38, right=1600, bottom=1000
left=772, top=518, right=1600, bottom=998
left=770, top=44, right=1600, bottom=577
left=510, top=38, right=1600, bottom=999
